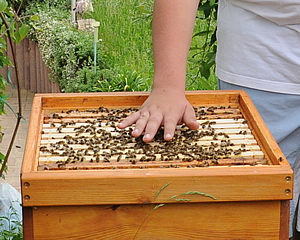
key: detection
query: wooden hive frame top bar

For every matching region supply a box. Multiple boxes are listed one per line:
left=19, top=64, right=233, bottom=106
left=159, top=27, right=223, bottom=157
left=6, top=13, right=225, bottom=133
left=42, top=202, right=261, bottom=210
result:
left=21, top=91, right=293, bottom=206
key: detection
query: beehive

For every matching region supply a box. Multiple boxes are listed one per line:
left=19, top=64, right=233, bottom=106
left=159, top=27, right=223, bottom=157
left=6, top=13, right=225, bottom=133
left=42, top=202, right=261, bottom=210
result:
left=21, top=91, right=293, bottom=239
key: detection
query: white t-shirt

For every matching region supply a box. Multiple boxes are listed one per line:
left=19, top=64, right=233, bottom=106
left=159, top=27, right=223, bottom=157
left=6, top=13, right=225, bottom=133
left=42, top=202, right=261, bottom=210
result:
left=215, top=0, right=300, bottom=95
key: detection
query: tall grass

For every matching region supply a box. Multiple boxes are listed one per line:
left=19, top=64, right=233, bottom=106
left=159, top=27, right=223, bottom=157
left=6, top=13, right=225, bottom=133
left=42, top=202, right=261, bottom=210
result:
left=90, top=0, right=217, bottom=91
left=91, top=0, right=154, bottom=91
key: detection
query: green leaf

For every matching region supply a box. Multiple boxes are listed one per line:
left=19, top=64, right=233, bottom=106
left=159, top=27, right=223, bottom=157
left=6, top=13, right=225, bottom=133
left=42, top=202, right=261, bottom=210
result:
left=15, top=24, right=30, bottom=44
left=0, top=52, right=11, bottom=68
left=209, top=0, right=216, bottom=6
left=0, top=0, right=8, bottom=12
left=30, top=15, right=39, bottom=21
left=193, top=30, right=210, bottom=38
left=136, top=5, right=151, bottom=14
left=198, top=1, right=213, bottom=12
left=0, top=75, right=7, bottom=90
left=0, top=24, right=6, bottom=36
left=9, top=22, right=15, bottom=38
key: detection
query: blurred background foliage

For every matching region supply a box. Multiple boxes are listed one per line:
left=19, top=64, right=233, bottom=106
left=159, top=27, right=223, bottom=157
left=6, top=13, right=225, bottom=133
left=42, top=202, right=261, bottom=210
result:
left=22, top=0, right=218, bottom=93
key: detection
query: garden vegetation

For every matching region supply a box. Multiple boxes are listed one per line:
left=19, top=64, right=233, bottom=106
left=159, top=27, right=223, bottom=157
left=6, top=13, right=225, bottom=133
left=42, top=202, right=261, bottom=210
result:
left=23, top=0, right=218, bottom=93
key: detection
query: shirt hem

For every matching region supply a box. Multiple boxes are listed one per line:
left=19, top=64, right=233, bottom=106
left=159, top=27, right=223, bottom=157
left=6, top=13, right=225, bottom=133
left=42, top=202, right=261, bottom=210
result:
left=216, top=68, right=300, bottom=95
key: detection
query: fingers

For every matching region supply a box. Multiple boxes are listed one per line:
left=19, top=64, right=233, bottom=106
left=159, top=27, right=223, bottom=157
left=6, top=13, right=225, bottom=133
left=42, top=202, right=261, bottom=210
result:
left=118, top=110, right=163, bottom=143
left=141, top=112, right=163, bottom=142
left=163, top=117, right=178, bottom=141
left=183, top=105, right=199, bottom=130
left=118, top=98, right=199, bottom=143
left=163, top=105, right=198, bottom=141
left=132, top=111, right=151, bottom=138
left=117, top=111, right=140, bottom=129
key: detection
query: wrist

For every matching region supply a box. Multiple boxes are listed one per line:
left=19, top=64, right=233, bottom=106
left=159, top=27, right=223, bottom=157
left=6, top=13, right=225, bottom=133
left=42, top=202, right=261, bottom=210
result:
left=152, top=75, right=186, bottom=93
left=151, top=83, right=186, bottom=98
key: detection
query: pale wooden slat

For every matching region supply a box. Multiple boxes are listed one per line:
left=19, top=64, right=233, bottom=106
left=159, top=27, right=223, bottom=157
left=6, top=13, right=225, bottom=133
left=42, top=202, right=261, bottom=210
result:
left=38, top=150, right=265, bottom=163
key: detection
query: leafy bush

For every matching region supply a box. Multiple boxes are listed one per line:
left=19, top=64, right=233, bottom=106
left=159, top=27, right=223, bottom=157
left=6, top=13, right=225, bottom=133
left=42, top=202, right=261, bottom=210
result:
left=0, top=0, right=32, bottom=178
left=23, top=1, right=151, bottom=93
left=24, top=4, right=103, bottom=92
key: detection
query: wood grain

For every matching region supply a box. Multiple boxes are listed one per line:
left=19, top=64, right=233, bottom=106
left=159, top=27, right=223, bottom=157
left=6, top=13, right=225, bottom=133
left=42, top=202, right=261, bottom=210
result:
left=21, top=96, right=42, bottom=173
left=21, top=166, right=293, bottom=206
left=30, top=201, right=281, bottom=240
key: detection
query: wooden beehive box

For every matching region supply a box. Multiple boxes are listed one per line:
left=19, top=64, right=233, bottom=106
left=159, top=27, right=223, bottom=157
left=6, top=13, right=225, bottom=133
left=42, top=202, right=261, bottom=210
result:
left=21, top=90, right=293, bottom=240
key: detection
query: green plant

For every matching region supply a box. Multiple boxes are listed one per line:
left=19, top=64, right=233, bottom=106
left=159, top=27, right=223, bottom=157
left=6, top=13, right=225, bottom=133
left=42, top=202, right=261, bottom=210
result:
left=0, top=0, right=32, bottom=178
left=187, top=0, right=218, bottom=90
left=0, top=0, right=31, bottom=236
left=91, top=0, right=154, bottom=90
left=0, top=205, right=23, bottom=240
left=21, top=0, right=70, bottom=10
left=24, top=2, right=126, bottom=93
left=23, top=0, right=218, bottom=93
left=92, top=0, right=218, bottom=91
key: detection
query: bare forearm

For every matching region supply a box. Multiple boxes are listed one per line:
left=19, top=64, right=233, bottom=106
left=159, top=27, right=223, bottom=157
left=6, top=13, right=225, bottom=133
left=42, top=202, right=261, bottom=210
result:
left=152, top=0, right=200, bottom=92
left=118, top=0, right=200, bottom=142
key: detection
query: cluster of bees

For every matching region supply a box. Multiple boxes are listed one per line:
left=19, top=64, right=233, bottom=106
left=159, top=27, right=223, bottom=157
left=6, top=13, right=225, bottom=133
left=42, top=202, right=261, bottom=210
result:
left=39, top=106, right=256, bottom=170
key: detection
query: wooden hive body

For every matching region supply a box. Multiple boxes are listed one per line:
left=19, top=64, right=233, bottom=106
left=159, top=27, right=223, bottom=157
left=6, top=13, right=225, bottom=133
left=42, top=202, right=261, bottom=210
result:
left=21, top=91, right=293, bottom=239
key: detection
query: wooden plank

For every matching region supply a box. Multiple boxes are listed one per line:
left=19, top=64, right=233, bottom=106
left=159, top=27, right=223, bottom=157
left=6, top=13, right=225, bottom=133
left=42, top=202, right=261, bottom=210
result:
left=186, top=90, right=240, bottom=106
left=24, top=38, right=31, bottom=90
left=21, top=166, right=293, bottom=206
left=16, top=39, right=25, bottom=88
left=37, top=158, right=268, bottom=172
left=31, top=201, right=281, bottom=239
left=21, top=96, right=42, bottom=173
left=6, top=40, right=16, bottom=85
left=280, top=200, right=290, bottom=239
left=36, top=91, right=241, bottom=109
left=41, top=118, right=249, bottom=128
left=39, top=51, right=45, bottom=93
left=22, top=207, right=34, bottom=240
left=29, top=40, right=37, bottom=92
left=42, top=110, right=241, bottom=119
left=239, top=91, right=290, bottom=167
left=38, top=144, right=262, bottom=154
left=37, top=153, right=266, bottom=164
left=35, top=45, right=41, bottom=93
left=44, top=62, right=50, bottom=93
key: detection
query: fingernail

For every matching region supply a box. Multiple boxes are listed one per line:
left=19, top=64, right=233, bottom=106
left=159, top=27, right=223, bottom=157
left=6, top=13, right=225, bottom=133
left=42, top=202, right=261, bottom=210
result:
left=132, top=128, right=139, bottom=135
left=165, top=133, right=172, bottom=140
left=144, top=133, right=151, bottom=140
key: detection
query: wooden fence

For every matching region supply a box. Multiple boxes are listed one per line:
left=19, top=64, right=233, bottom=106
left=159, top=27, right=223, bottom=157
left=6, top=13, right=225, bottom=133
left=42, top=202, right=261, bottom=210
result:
left=0, top=37, right=61, bottom=93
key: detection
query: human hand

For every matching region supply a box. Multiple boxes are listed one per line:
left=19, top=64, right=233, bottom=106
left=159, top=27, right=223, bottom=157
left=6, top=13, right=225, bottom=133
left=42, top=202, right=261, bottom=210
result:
left=117, top=89, right=199, bottom=143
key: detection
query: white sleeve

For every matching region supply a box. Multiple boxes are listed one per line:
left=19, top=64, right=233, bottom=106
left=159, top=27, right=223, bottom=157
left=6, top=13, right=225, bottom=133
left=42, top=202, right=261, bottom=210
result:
left=227, top=0, right=300, bottom=26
